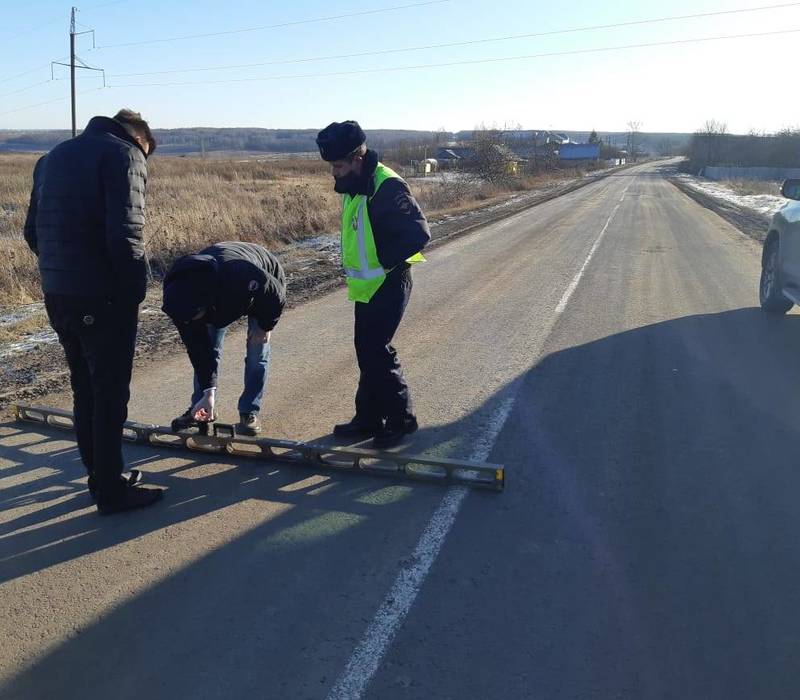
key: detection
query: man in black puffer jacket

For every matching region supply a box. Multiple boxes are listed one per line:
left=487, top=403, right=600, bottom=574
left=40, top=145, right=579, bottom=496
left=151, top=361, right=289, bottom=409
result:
left=23, top=109, right=163, bottom=515
left=162, top=241, right=285, bottom=436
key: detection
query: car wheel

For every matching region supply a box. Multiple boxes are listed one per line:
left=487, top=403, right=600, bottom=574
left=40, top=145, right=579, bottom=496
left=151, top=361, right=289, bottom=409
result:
left=760, top=239, right=793, bottom=313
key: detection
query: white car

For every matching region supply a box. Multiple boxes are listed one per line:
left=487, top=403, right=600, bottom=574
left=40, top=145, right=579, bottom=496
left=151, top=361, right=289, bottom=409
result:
left=760, top=179, right=800, bottom=313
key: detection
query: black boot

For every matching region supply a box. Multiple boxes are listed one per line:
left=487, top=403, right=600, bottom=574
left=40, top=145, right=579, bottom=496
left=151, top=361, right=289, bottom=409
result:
left=372, top=416, right=418, bottom=449
left=333, top=416, right=383, bottom=438
left=96, top=480, right=163, bottom=515
left=88, top=469, right=143, bottom=501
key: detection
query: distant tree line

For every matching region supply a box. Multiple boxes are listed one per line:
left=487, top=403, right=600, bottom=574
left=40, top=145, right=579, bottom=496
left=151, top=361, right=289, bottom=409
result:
left=685, top=120, right=800, bottom=171
left=0, top=127, right=450, bottom=156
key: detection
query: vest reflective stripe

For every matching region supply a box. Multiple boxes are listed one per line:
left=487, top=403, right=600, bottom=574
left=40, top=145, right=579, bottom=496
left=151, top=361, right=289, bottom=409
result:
left=341, top=163, right=424, bottom=302
left=343, top=199, right=385, bottom=280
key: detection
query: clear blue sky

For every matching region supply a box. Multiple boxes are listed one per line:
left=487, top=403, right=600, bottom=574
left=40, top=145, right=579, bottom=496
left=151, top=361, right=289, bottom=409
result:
left=1, top=0, right=799, bottom=134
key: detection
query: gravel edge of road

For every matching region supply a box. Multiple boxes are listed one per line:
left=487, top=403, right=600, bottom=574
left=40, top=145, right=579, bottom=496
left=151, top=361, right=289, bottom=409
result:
left=668, top=176, right=771, bottom=244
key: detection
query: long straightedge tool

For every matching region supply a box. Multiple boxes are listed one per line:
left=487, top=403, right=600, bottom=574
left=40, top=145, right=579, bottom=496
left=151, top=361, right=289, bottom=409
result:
left=15, top=404, right=505, bottom=491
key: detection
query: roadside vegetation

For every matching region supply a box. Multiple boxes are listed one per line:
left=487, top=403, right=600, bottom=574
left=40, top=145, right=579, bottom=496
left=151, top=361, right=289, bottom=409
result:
left=722, top=180, right=781, bottom=197
left=684, top=121, right=800, bottom=172
left=1, top=152, right=590, bottom=306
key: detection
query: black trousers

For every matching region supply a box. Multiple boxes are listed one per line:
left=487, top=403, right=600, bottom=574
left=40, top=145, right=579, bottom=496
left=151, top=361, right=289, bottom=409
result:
left=353, top=264, right=415, bottom=424
left=44, top=294, right=138, bottom=498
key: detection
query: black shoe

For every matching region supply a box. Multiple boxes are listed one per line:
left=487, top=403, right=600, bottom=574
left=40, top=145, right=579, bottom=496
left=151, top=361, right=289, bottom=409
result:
left=371, top=416, right=418, bottom=449
left=97, top=482, right=164, bottom=515
left=88, top=470, right=143, bottom=501
left=237, top=412, right=261, bottom=436
left=171, top=409, right=198, bottom=432
left=333, top=416, right=383, bottom=438
left=171, top=409, right=216, bottom=433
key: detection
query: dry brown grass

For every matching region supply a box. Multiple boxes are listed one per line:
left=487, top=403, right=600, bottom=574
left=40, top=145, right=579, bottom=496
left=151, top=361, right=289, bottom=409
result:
left=0, top=310, right=47, bottom=343
left=0, top=154, right=40, bottom=304
left=0, top=153, right=341, bottom=303
left=0, top=152, right=578, bottom=306
left=144, top=157, right=340, bottom=276
left=723, top=179, right=782, bottom=196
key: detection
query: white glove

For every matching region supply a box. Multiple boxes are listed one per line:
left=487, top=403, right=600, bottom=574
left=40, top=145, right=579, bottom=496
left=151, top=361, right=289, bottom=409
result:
left=191, top=387, right=216, bottom=422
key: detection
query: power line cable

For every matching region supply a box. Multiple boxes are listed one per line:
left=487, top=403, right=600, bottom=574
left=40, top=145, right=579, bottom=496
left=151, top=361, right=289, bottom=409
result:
left=2, top=17, right=62, bottom=43
left=86, top=0, right=127, bottom=8
left=106, top=0, right=800, bottom=78
left=0, top=79, right=53, bottom=100
left=0, top=60, right=66, bottom=86
left=0, top=1, right=119, bottom=83
left=94, top=0, right=449, bottom=49
left=107, top=26, right=800, bottom=88
left=0, top=86, right=105, bottom=118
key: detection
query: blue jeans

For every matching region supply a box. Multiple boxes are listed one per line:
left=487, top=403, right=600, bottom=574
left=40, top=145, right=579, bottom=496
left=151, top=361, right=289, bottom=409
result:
left=190, top=316, right=271, bottom=415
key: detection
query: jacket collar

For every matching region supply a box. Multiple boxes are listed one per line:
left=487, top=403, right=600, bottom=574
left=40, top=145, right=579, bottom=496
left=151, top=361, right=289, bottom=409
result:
left=84, top=116, right=147, bottom=157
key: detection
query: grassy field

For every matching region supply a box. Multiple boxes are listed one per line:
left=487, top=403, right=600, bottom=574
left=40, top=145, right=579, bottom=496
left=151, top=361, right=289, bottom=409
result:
left=0, top=152, right=575, bottom=305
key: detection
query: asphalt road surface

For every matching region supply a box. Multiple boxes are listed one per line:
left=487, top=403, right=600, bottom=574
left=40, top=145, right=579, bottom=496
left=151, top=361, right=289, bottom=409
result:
left=2, top=161, right=799, bottom=699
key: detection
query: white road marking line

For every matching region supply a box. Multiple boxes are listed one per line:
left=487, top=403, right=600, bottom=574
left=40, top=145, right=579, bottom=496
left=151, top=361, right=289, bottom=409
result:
left=555, top=187, right=629, bottom=315
left=326, top=396, right=517, bottom=700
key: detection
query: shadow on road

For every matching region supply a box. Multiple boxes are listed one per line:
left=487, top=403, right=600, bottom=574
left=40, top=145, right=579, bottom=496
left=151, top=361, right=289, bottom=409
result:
left=3, top=306, right=800, bottom=698
left=402, top=305, right=800, bottom=700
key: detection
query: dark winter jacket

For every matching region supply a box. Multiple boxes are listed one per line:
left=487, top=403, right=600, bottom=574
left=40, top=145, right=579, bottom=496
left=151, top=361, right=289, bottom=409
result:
left=341, top=149, right=431, bottom=270
left=162, top=241, right=286, bottom=391
left=23, top=116, right=149, bottom=305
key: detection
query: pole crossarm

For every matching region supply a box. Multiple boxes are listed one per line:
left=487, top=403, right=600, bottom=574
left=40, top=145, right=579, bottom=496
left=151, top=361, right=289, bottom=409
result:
left=15, top=404, right=506, bottom=491
left=52, top=61, right=106, bottom=87
left=52, top=62, right=104, bottom=72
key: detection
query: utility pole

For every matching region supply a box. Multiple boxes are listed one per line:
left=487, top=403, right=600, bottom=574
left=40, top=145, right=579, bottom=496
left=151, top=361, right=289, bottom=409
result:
left=627, top=121, right=641, bottom=163
left=52, top=7, right=104, bottom=137
left=70, top=7, right=76, bottom=137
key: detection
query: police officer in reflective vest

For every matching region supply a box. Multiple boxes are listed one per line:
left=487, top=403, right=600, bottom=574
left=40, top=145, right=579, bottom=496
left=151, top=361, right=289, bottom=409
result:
left=316, top=121, right=430, bottom=449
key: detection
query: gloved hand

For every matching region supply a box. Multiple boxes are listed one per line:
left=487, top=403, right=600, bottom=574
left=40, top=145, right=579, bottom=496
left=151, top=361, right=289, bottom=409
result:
left=191, top=387, right=216, bottom=422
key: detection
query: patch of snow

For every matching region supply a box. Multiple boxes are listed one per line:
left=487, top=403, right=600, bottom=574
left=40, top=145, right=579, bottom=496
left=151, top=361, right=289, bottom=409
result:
left=290, top=234, right=340, bottom=253
left=0, top=328, right=58, bottom=360
left=675, top=173, right=787, bottom=217
left=407, top=172, right=483, bottom=184
left=0, top=302, right=44, bottom=327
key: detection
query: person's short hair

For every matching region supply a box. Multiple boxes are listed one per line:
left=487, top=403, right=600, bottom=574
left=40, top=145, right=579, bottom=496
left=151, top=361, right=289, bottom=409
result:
left=347, top=143, right=367, bottom=162
left=114, top=108, right=156, bottom=154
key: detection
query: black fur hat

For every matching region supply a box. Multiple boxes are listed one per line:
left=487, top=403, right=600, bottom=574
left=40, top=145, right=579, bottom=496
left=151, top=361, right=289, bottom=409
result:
left=315, top=120, right=366, bottom=161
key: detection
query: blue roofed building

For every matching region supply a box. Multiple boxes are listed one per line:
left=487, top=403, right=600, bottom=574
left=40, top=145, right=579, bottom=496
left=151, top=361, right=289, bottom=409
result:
left=559, top=143, right=601, bottom=164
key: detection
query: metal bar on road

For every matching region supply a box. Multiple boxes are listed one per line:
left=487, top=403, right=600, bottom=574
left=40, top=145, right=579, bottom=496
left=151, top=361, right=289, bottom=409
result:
left=15, top=404, right=505, bottom=491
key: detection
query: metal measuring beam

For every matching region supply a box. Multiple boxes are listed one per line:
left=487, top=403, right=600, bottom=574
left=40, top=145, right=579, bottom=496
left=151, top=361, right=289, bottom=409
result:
left=15, top=404, right=505, bottom=491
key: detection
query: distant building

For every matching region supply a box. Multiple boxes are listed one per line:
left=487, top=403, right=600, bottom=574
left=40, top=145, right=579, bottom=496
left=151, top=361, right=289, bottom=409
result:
left=559, top=143, right=601, bottom=165
left=436, top=146, right=476, bottom=168
left=436, top=146, right=476, bottom=161
left=414, top=158, right=439, bottom=175
left=534, top=131, right=574, bottom=145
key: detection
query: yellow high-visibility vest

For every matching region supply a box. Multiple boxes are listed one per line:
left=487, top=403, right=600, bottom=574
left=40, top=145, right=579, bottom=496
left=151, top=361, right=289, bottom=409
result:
left=341, top=163, right=425, bottom=303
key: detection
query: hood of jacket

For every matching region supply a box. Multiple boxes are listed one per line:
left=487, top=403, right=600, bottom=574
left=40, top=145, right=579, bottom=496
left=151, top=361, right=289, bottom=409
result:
left=84, top=116, right=148, bottom=158
left=161, top=254, right=218, bottom=322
